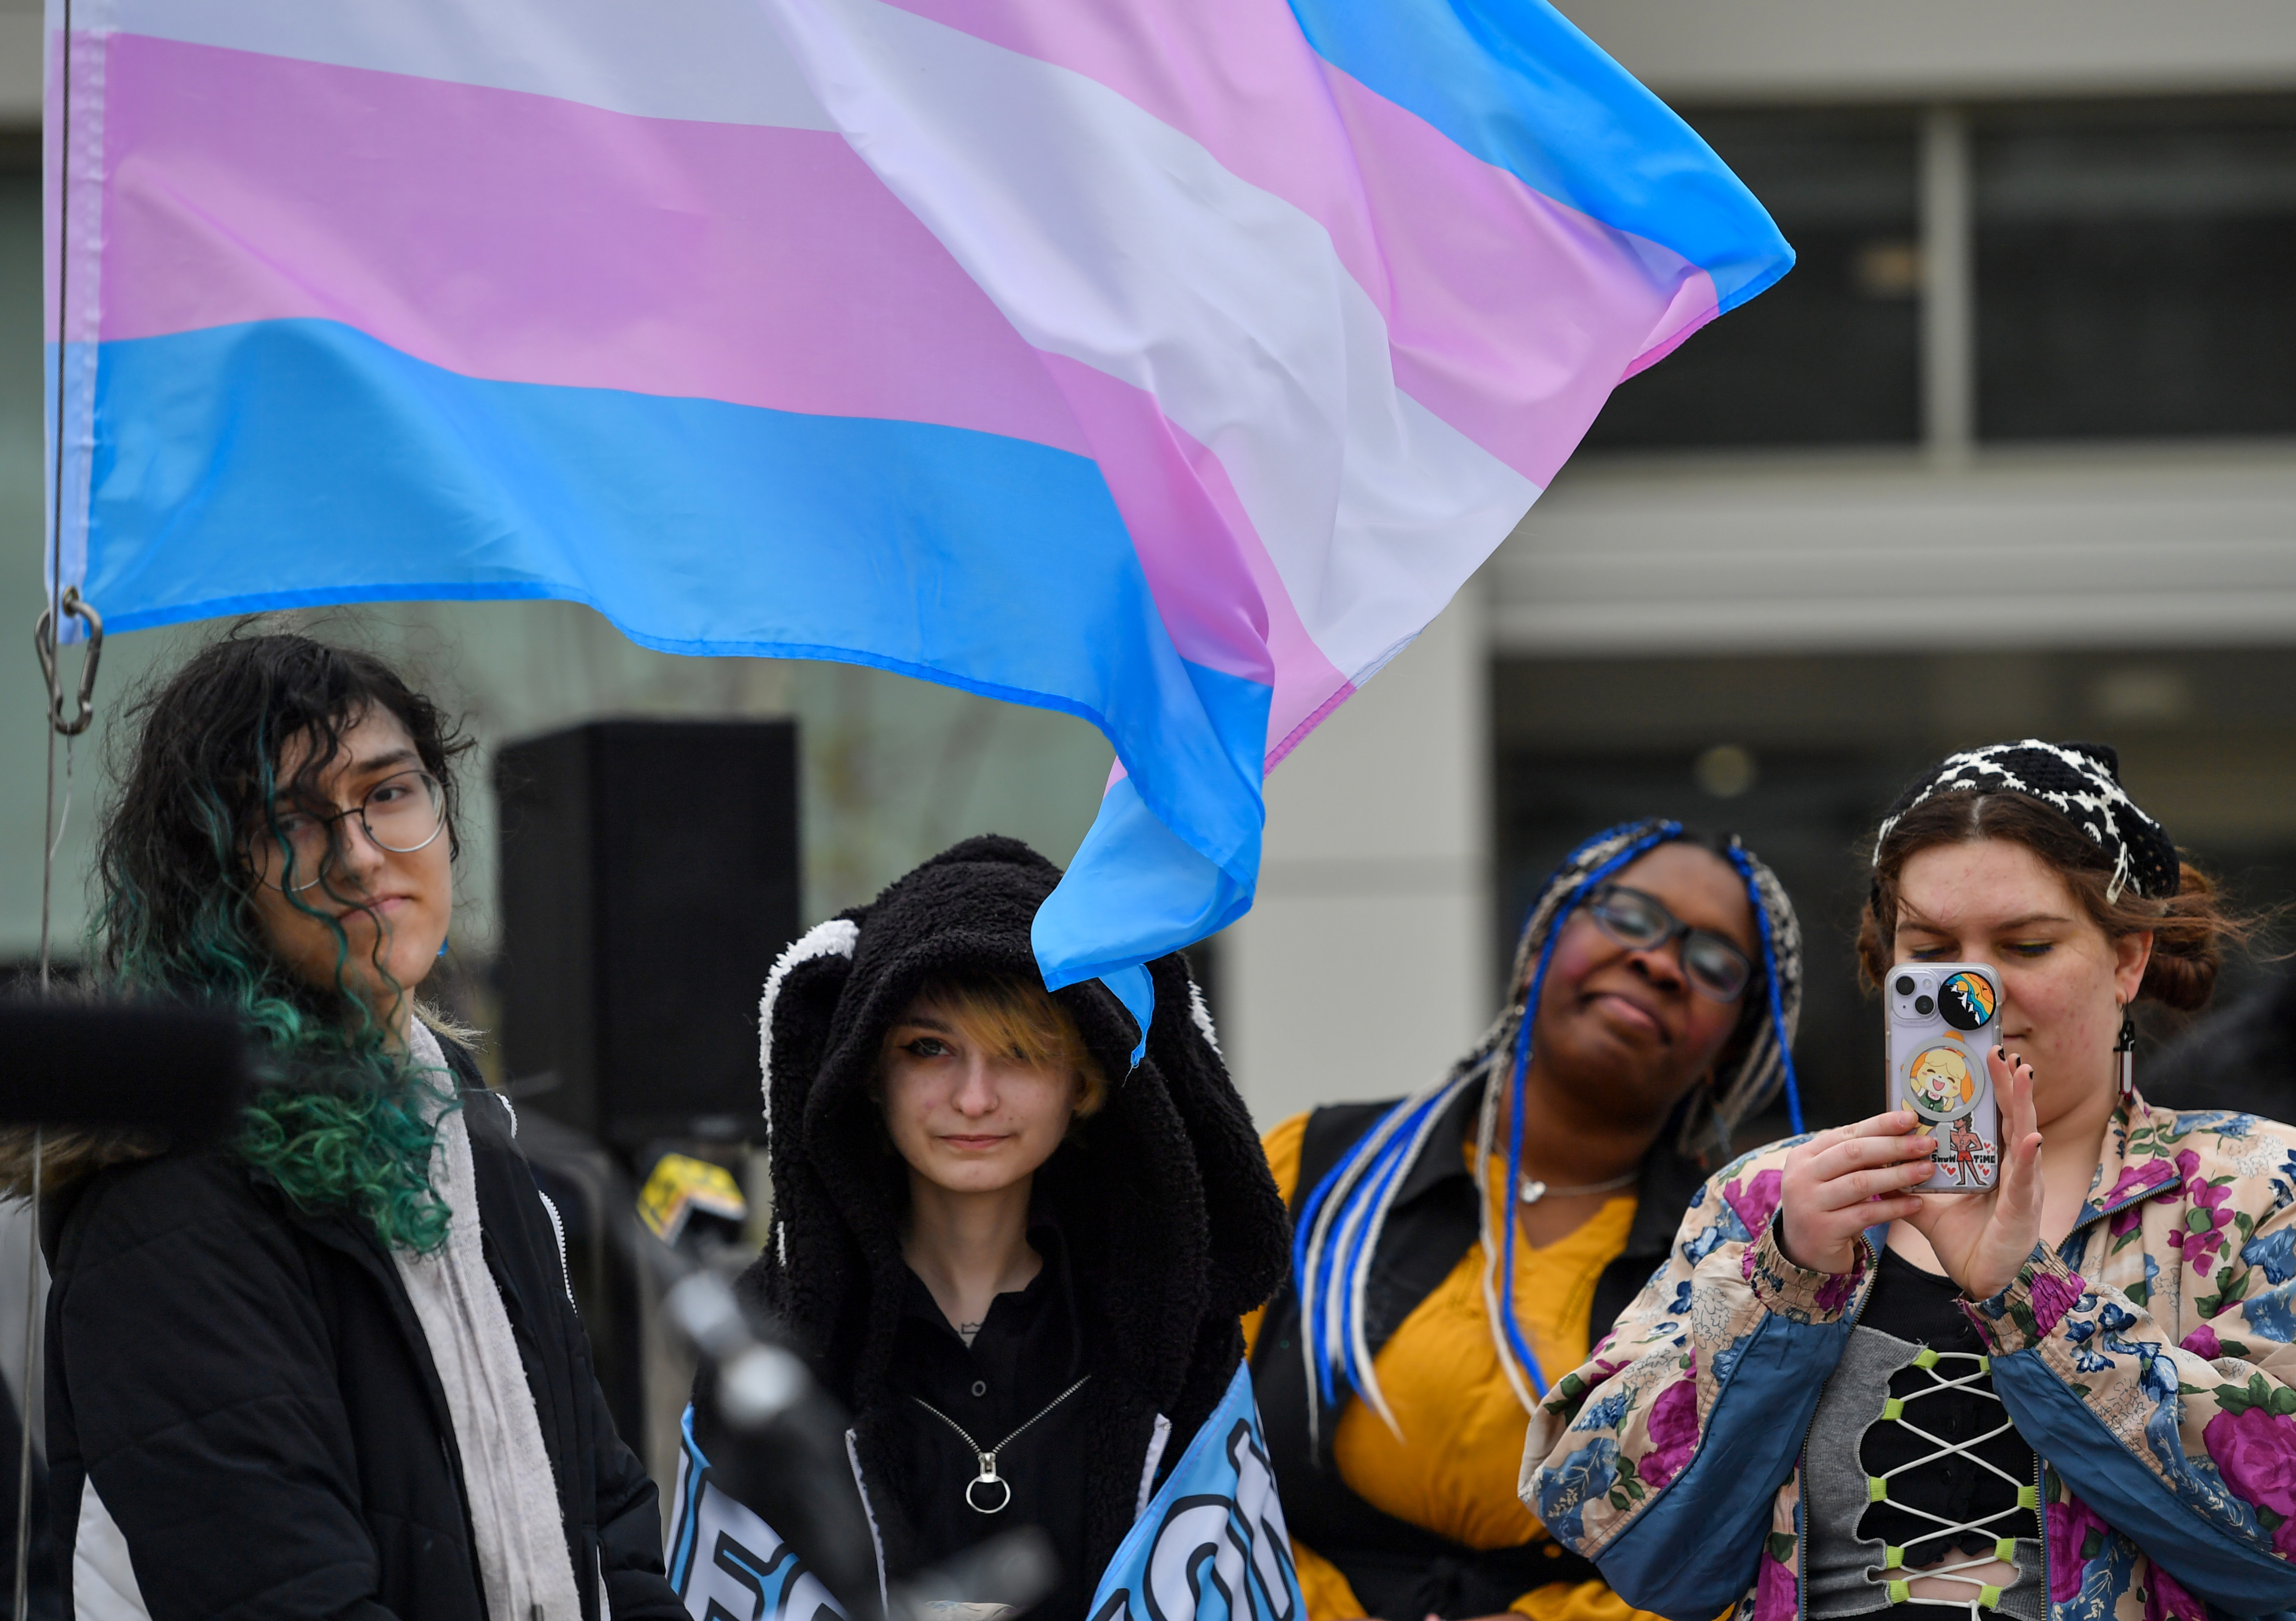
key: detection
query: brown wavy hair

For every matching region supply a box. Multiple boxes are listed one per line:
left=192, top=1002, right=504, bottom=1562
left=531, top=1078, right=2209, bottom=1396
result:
left=1857, top=790, right=2244, bottom=1011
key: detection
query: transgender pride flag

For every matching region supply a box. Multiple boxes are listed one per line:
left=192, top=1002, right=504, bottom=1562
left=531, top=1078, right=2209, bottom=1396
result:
left=43, top=0, right=1790, bottom=1023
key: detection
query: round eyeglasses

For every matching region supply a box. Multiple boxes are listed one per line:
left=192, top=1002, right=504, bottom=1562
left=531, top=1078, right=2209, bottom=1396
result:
left=256, top=770, right=445, bottom=893
left=1584, top=883, right=1753, bottom=1003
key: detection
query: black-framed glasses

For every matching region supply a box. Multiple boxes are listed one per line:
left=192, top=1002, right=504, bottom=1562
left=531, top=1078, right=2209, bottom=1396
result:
left=256, top=770, right=445, bottom=893
left=1585, top=883, right=1753, bottom=1003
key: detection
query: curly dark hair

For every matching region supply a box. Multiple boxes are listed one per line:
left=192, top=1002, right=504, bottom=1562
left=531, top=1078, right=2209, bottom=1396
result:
left=4, top=623, right=476, bottom=1249
left=1858, top=790, right=2245, bottom=1013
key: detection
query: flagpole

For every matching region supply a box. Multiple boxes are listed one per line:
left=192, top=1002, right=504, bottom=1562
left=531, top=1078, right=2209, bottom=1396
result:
left=23, top=0, right=76, bottom=1608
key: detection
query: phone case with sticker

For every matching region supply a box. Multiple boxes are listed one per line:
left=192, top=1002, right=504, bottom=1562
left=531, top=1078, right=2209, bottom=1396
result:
left=1884, top=962, right=2003, bottom=1193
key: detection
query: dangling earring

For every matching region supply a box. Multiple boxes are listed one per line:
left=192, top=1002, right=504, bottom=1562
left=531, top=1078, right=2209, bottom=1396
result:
left=2116, top=1008, right=2136, bottom=1097
left=437, top=932, right=450, bottom=960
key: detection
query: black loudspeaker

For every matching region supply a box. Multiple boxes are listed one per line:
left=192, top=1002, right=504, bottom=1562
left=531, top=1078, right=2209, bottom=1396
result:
left=496, top=720, right=799, bottom=1151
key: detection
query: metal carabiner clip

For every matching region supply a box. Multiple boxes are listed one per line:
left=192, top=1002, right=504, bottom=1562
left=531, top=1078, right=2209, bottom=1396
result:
left=33, top=585, right=102, bottom=737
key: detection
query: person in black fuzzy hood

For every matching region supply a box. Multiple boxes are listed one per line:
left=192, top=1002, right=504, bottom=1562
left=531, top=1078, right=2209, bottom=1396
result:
left=692, top=834, right=1290, bottom=1619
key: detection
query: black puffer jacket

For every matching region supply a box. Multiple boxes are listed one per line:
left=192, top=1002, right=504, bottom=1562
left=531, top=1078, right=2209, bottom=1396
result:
left=705, top=836, right=1289, bottom=1611
left=41, top=1045, right=682, bottom=1621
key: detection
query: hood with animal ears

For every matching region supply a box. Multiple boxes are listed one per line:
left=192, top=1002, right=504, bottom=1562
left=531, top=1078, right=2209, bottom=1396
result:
left=738, top=834, right=1288, bottom=1440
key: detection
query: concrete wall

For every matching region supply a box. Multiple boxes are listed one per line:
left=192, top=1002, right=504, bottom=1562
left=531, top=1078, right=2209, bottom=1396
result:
left=1222, top=583, right=1493, bottom=1127
left=1499, top=5, right=2296, bottom=660
left=1497, top=446, right=2296, bottom=656
left=0, top=1, right=30, bottom=125
left=1224, top=0, right=2293, bottom=1125
left=1557, top=1, right=2296, bottom=102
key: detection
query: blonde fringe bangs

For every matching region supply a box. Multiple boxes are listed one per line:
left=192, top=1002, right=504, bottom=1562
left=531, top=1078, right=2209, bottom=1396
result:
left=885, top=976, right=1109, bottom=1117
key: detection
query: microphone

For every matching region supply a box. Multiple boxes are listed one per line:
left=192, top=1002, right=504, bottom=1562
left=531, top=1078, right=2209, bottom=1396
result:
left=0, top=1001, right=251, bottom=1139
left=652, top=1249, right=1057, bottom=1621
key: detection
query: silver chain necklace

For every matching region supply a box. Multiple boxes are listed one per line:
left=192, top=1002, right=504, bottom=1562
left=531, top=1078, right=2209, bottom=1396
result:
left=1518, top=1168, right=1638, bottom=1205
left=912, top=1374, right=1092, bottom=1514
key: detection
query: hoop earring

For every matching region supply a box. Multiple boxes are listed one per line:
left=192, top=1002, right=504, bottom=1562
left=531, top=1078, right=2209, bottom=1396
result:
left=2116, top=1008, right=2137, bottom=1097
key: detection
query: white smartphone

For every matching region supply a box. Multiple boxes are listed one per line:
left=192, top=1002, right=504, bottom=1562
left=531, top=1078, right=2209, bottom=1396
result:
left=1884, top=963, right=2003, bottom=1194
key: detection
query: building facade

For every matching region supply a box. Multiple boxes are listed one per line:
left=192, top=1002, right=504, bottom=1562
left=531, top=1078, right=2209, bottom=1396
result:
left=1234, top=1, right=2296, bottom=1130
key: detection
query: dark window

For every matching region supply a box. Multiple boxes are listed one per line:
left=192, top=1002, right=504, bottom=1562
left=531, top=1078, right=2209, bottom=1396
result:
left=1494, top=742, right=1908, bottom=1140
left=1975, top=99, right=2296, bottom=440
left=1581, top=109, right=1921, bottom=451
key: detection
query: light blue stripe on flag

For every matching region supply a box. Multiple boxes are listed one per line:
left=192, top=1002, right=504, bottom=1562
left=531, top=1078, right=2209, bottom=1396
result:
left=87, top=317, right=1273, bottom=1012
left=1087, top=1363, right=1303, bottom=1621
left=1036, top=770, right=1263, bottom=1062
left=666, top=1405, right=848, bottom=1621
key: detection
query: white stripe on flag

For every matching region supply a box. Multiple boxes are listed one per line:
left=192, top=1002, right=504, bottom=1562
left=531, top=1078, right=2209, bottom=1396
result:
left=763, top=0, right=1538, bottom=686
left=103, top=0, right=839, bottom=132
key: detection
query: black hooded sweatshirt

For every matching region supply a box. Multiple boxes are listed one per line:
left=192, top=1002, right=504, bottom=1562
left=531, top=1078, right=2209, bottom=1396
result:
left=695, top=836, right=1289, bottom=1619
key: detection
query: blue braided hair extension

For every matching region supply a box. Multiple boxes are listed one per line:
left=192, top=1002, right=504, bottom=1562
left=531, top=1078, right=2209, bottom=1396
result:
left=1724, top=842, right=1806, bottom=1137
left=1293, top=820, right=1675, bottom=1435
left=1291, top=819, right=1806, bottom=1435
left=1489, top=822, right=1679, bottom=1404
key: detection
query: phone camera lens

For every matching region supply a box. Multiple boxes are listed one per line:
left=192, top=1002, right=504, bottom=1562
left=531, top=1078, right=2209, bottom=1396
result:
left=1915, top=995, right=1936, bottom=1016
left=1894, top=975, right=1916, bottom=997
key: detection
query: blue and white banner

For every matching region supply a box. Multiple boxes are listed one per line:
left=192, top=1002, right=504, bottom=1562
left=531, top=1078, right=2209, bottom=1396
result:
left=1087, top=1364, right=1301, bottom=1621
left=666, top=1364, right=1300, bottom=1621
left=667, top=1408, right=848, bottom=1621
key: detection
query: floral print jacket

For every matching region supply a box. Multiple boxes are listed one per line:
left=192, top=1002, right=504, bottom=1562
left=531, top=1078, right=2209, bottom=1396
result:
left=1522, top=1092, right=2296, bottom=1621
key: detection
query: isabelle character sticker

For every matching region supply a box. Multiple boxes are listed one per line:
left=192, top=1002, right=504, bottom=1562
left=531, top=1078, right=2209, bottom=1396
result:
left=1906, top=1045, right=1980, bottom=1122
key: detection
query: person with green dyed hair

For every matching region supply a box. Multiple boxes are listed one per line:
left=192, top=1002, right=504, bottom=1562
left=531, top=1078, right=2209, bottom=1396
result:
left=14, top=626, right=682, bottom=1621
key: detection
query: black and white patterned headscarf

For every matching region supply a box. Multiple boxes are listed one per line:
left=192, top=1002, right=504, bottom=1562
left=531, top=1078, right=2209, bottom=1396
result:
left=1875, top=740, right=2178, bottom=903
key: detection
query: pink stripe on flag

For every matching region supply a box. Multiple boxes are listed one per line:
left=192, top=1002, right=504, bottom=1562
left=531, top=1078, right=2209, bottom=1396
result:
left=1616, top=286, right=1726, bottom=381
left=1319, top=60, right=1717, bottom=485
left=98, top=33, right=1088, bottom=454
left=884, top=0, right=1713, bottom=487
left=99, top=30, right=1346, bottom=752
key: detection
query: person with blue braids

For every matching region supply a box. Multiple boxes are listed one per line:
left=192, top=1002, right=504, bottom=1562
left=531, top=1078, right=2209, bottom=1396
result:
left=1243, top=819, right=1805, bottom=1621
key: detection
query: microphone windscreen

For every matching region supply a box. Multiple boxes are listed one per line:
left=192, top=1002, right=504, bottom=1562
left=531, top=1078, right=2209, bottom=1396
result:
left=0, top=1002, right=250, bottom=1139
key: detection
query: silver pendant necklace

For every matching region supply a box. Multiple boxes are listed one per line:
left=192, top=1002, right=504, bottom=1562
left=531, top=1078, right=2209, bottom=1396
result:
left=912, top=1374, right=1092, bottom=1513
left=1518, top=1168, right=1637, bottom=1205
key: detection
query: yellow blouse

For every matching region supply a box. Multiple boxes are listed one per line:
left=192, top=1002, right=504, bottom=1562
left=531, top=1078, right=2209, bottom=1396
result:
left=1246, top=1112, right=1660, bottom=1621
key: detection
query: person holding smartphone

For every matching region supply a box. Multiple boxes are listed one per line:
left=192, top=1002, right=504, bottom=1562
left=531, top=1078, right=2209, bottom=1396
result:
left=1247, top=819, right=1805, bottom=1621
left=1528, top=740, right=2296, bottom=1621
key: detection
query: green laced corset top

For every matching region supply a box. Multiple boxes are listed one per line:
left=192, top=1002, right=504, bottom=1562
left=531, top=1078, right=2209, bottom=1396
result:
left=1802, top=1248, right=2044, bottom=1621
